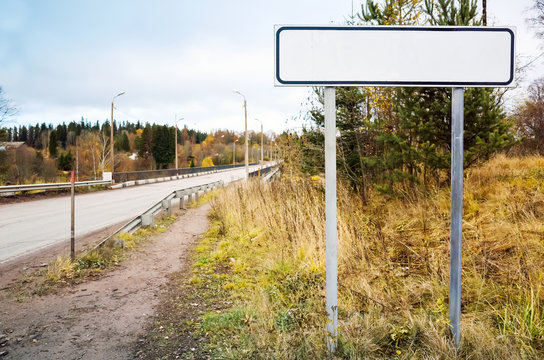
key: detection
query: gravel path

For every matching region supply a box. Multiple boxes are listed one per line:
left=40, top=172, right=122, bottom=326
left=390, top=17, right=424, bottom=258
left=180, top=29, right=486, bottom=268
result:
left=0, top=203, right=210, bottom=360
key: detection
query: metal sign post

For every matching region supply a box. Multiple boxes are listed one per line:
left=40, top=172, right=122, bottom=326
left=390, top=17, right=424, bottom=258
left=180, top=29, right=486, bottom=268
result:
left=70, top=170, right=75, bottom=260
left=449, top=87, right=464, bottom=347
left=324, top=86, right=338, bottom=351
left=274, top=25, right=514, bottom=353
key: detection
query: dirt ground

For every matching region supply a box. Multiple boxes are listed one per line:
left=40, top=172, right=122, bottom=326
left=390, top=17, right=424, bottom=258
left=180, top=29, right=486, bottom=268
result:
left=0, top=203, right=211, bottom=360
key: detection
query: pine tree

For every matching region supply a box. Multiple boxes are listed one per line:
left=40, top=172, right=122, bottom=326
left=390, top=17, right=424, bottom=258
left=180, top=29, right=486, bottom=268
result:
left=151, top=125, right=175, bottom=169
left=57, top=123, right=67, bottom=149
left=49, top=130, right=58, bottom=158
left=58, top=150, right=73, bottom=170
left=305, top=0, right=515, bottom=197
left=116, top=132, right=130, bottom=152
left=19, top=126, right=28, bottom=142
left=135, top=124, right=152, bottom=159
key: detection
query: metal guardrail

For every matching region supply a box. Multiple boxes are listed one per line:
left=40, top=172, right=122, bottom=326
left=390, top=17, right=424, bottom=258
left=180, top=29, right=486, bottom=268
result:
left=262, top=167, right=280, bottom=183
left=113, top=163, right=257, bottom=183
left=0, top=163, right=261, bottom=194
left=96, top=164, right=281, bottom=248
left=248, top=163, right=274, bottom=178
left=96, top=179, right=224, bottom=248
left=0, top=180, right=112, bottom=194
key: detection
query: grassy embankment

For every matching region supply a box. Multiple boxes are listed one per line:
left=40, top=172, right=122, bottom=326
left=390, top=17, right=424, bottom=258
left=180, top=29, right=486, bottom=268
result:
left=187, top=155, right=544, bottom=359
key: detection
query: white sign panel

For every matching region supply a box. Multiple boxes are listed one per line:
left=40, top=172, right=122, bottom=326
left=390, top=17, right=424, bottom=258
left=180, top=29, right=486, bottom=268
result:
left=275, top=26, right=515, bottom=87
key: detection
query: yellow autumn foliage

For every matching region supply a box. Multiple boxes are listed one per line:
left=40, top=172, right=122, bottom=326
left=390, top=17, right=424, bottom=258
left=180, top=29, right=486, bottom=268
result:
left=202, top=157, right=214, bottom=167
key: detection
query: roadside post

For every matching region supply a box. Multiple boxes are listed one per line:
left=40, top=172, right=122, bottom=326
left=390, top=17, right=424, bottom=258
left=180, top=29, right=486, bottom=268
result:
left=275, top=25, right=514, bottom=352
left=70, top=170, right=75, bottom=260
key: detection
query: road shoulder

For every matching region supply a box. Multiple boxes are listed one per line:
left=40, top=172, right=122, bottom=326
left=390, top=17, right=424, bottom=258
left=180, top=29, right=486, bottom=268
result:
left=0, top=203, right=211, bottom=360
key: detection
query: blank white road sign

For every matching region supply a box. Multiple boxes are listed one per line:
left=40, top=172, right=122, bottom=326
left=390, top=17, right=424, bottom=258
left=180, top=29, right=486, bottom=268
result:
left=274, top=26, right=515, bottom=87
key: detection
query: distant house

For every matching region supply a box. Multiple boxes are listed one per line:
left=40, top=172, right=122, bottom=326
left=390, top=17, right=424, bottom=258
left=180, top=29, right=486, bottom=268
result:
left=0, top=142, right=25, bottom=151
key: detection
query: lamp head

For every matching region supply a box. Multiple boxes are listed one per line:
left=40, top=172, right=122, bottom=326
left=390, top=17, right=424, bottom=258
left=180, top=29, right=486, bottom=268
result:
left=113, top=91, right=125, bottom=101
left=233, top=89, right=245, bottom=100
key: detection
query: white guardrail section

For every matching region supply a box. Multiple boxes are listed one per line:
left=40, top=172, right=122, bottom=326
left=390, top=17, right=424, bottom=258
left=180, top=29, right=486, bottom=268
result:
left=95, top=180, right=224, bottom=249
left=262, top=167, right=280, bottom=183
left=110, top=169, right=216, bottom=189
left=97, top=164, right=281, bottom=248
left=0, top=180, right=112, bottom=194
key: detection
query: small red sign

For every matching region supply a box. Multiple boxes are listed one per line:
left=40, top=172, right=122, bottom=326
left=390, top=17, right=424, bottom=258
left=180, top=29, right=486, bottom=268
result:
left=71, top=171, right=75, bottom=184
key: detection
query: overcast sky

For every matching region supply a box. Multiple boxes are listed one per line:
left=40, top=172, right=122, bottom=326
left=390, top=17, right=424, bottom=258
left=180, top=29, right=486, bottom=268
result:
left=0, top=0, right=542, bottom=134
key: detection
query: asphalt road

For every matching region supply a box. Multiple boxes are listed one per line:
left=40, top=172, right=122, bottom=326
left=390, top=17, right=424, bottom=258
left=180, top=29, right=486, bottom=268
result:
left=0, top=165, right=260, bottom=263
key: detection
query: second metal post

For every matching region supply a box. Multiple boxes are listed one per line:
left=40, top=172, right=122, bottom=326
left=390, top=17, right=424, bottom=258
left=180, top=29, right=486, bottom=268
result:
left=324, top=86, right=337, bottom=352
left=70, top=170, right=75, bottom=260
left=449, top=87, right=464, bottom=348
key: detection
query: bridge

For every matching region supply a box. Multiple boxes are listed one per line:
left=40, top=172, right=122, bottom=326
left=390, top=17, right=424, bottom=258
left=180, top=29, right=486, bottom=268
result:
left=0, top=164, right=266, bottom=264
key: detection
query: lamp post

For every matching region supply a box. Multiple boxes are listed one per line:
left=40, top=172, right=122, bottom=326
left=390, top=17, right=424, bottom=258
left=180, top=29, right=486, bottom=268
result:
left=233, top=89, right=248, bottom=179
left=174, top=114, right=184, bottom=170
left=110, top=91, right=125, bottom=181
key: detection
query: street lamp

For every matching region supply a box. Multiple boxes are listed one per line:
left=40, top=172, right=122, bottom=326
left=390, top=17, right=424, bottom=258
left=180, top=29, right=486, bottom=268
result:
left=111, top=91, right=125, bottom=181
left=233, top=89, right=248, bottom=179
left=174, top=114, right=184, bottom=170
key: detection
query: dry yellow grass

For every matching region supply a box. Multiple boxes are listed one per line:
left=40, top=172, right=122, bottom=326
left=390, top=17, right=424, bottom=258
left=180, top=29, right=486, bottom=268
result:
left=194, top=155, right=544, bottom=359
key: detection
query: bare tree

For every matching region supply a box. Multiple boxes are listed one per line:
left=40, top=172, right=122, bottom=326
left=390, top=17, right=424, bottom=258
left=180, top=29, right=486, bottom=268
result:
left=528, top=0, right=544, bottom=38
left=0, top=87, right=17, bottom=125
left=97, top=131, right=111, bottom=175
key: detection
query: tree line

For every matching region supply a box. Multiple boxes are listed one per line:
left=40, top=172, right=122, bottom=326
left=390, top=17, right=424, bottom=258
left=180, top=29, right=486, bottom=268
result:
left=0, top=117, right=273, bottom=185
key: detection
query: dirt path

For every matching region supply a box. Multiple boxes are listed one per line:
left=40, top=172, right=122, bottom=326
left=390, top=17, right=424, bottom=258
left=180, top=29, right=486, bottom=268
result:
left=0, top=204, right=211, bottom=360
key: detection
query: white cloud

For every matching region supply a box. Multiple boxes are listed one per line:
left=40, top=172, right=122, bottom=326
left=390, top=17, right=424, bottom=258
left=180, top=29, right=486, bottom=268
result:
left=5, top=0, right=542, bottom=132
left=7, top=34, right=308, bottom=133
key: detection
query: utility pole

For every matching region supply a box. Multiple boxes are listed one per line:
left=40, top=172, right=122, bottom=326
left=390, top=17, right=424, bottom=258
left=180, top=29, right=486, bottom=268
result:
left=233, top=89, right=249, bottom=179
left=75, top=136, right=79, bottom=182
left=110, top=102, right=114, bottom=175
left=175, top=114, right=178, bottom=170
left=110, top=91, right=125, bottom=182
left=244, top=99, right=248, bottom=178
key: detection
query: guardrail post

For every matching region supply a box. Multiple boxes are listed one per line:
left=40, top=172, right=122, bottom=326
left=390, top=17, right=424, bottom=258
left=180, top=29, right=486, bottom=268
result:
left=176, top=190, right=186, bottom=210
left=162, top=199, right=172, bottom=217
left=141, top=212, right=154, bottom=227
left=113, top=237, right=125, bottom=248
left=195, top=189, right=199, bottom=203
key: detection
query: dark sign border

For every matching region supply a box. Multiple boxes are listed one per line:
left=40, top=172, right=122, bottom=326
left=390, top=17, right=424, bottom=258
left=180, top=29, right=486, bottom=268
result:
left=275, top=26, right=515, bottom=87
